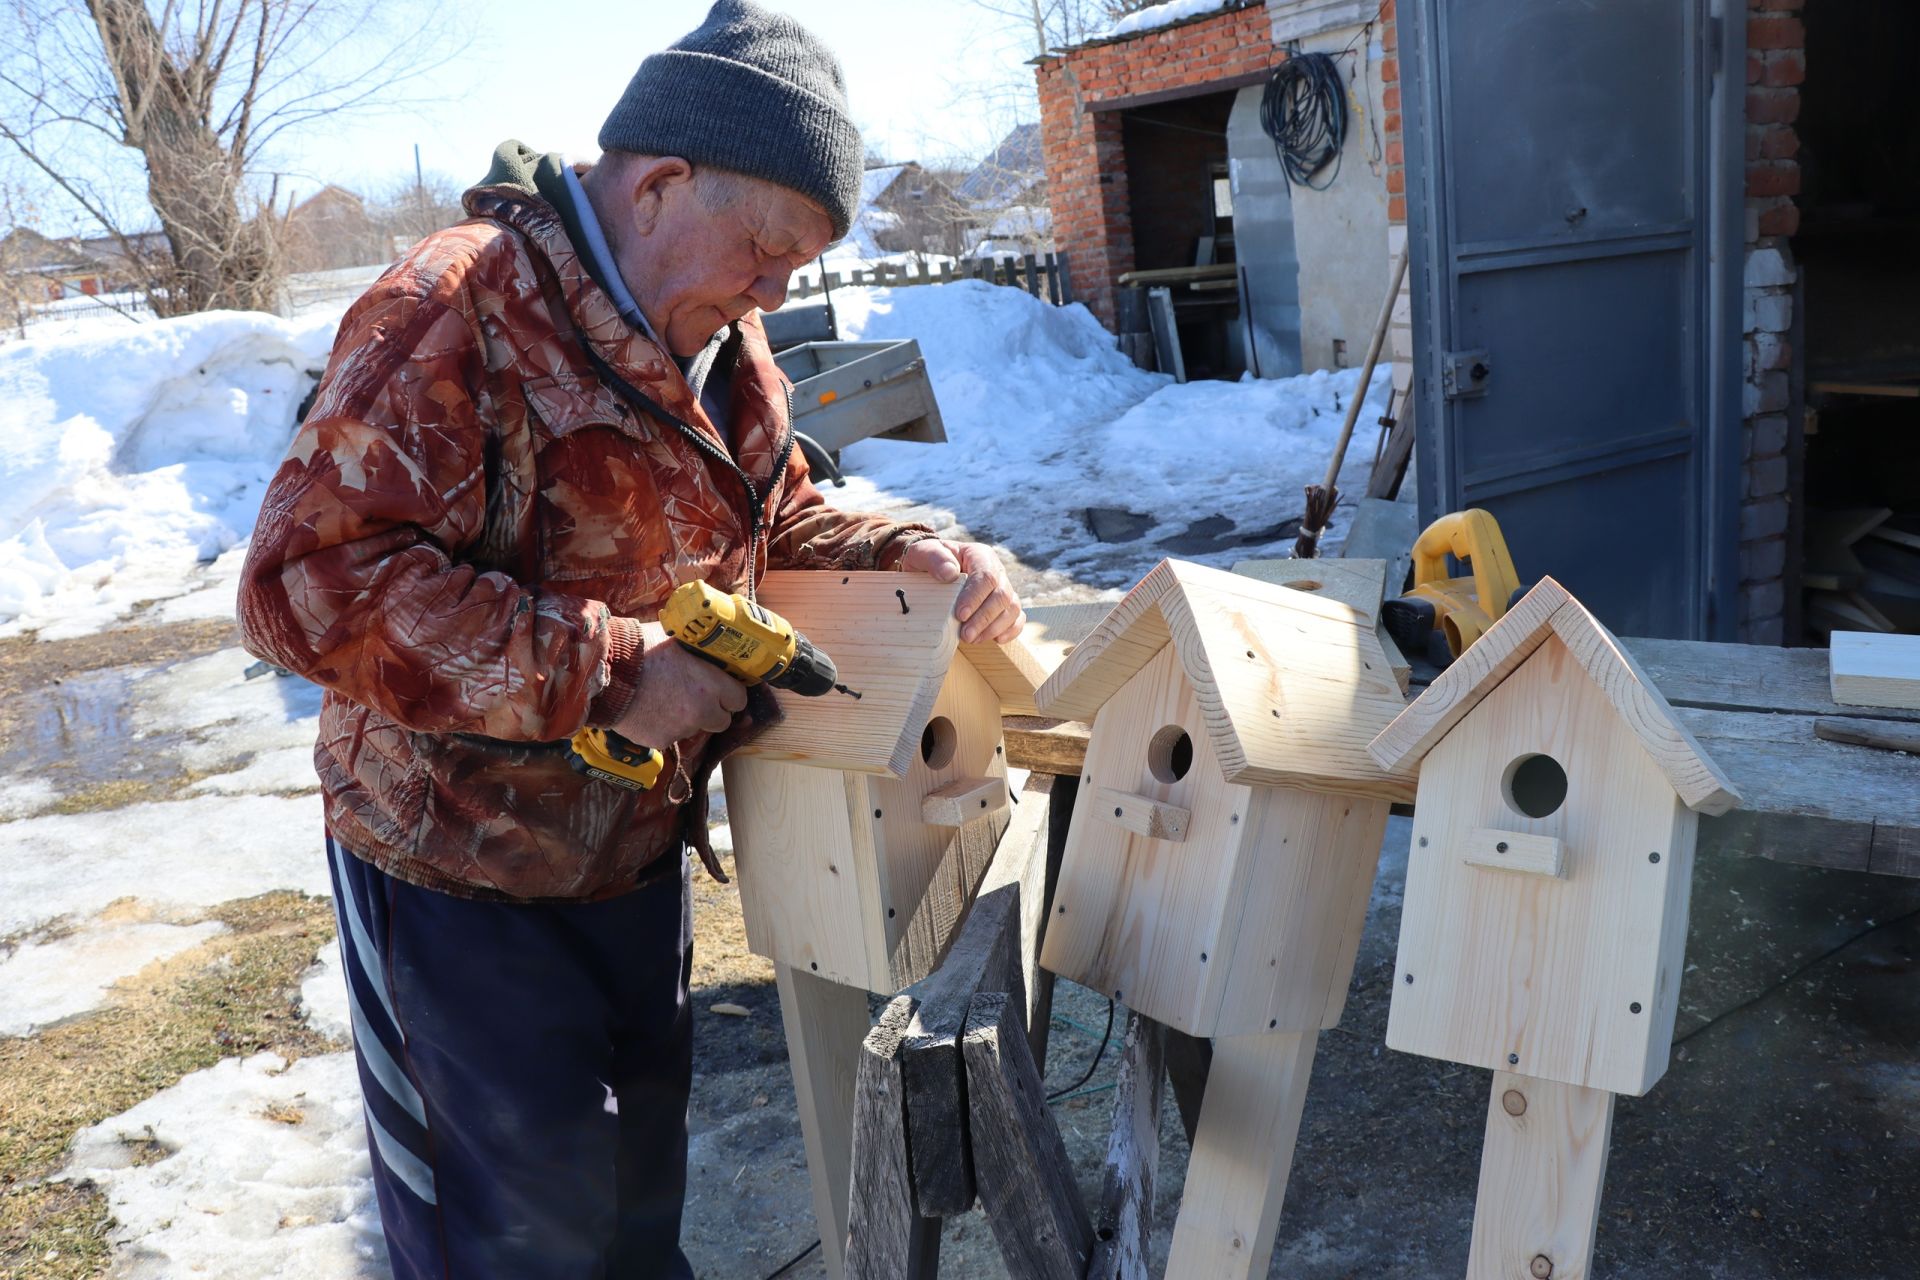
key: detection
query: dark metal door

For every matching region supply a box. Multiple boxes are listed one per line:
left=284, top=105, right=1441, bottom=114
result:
left=1404, top=0, right=1744, bottom=639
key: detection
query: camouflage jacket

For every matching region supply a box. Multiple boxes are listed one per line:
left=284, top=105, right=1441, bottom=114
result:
left=238, top=179, right=932, bottom=901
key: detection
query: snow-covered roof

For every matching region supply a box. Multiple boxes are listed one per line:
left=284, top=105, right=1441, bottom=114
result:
left=860, top=165, right=910, bottom=208
left=1091, top=0, right=1233, bottom=42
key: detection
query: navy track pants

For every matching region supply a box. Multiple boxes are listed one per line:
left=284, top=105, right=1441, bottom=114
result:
left=324, top=835, right=697, bottom=1280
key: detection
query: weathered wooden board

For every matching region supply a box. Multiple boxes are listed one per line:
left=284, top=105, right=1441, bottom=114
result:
left=1623, top=636, right=1920, bottom=723
left=963, top=992, right=1094, bottom=1280
left=898, top=780, right=1051, bottom=1217
left=1466, top=1072, right=1615, bottom=1280
left=1163, top=1029, right=1319, bottom=1280
left=1387, top=638, right=1700, bottom=1096
left=1086, top=1012, right=1166, bottom=1280
left=1003, top=715, right=1092, bottom=775
left=775, top=963, right=874, bottom=1280
left=1830, top=630, right=1920, bottom=711
left=740, top=571, right=963, bottom=777
left=1685, top=707, right=1920, bottom=877
left=847, top=996, right=940, bottom=1280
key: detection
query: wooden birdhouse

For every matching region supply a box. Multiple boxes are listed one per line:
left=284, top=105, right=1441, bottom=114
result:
left=1035, top=558, right=1413, bottom=1041
left=1367, top=576, right=1740, bottom=1096
left=724, top=569, right=1046, bottom=997
left=1367, top=577, right=1739, bottom=1280
left=1034, top=559, right=1413, bottom=1279
left=721, top=570, right=1047, bottom=1280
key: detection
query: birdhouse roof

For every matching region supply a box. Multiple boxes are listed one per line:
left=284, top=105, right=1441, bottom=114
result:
left=1035, top=560, right=1412, bottom=798
left=734, top=571, right=966, bottom=777
left=1366, top=577, right=1741, bottom=816
left=959, top=602, right=1111, bottom=717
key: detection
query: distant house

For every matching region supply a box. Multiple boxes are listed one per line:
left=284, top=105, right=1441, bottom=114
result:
left=844, top=162, right=963, bottom=258
left=954, top=122, right=1047, bottom=211
left=0, top=228, right=111, bottom=300
left=282, top=186, right=387, bottom=273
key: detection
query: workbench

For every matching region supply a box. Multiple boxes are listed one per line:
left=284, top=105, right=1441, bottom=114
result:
left=1006, top=626, right=1920, bottom=879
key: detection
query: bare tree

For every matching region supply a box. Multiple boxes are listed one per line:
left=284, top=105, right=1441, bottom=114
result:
left=967, top=0, right=1162, bottom=58
left=367, top=169, right=466, bottom=254
left=0, top=0, right=460, bottom=316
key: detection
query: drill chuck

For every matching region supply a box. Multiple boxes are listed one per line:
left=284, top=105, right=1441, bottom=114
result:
left=770, top=635, right=839, bottom=698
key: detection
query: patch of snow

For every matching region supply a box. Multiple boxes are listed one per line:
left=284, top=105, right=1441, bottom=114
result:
left=298, top=940, right=351, bottom=1044
left=0, top=920, right=227, bottom=1037
left=0, top=776, right=58, bottom=821
left=64, top=1051, right=387, bottom=1280
left=0, top=793, right=327, bottom=939
left=828, top=282, right=1387, bottom=588
left=188, top=746, right=321, bottom=796
left=0, top=308, right=341, bottom=637
left=1095, top=0, right=1229, bottom=41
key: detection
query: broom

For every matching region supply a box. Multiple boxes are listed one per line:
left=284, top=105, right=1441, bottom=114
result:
left=1293, top=249, right=1409, bottom=559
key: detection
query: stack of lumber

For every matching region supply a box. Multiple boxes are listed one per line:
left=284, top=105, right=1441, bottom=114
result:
left=1805, top=507, right=1920, bottom=634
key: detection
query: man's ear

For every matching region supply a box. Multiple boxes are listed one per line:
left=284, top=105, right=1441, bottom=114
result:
left=627, top=155, right=695, bottom=237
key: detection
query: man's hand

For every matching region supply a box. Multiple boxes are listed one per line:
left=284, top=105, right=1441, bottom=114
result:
left=610, top=621, right=749, bottom=746
left=900, top=539, right=1026, bottom=644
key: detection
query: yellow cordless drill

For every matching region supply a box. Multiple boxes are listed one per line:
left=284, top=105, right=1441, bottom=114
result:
left=567, top=579, right=848, bottom=791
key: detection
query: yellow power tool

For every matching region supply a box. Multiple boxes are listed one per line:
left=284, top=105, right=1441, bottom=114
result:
left=567, top=579, right=847, bottom=791
left=1381, top=509, right=1524, bottom=663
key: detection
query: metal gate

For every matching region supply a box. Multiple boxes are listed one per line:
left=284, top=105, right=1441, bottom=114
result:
left=1403, top=0, right=1745, bottom=639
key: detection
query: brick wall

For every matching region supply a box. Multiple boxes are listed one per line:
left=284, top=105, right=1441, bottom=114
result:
left=1739, top=0, right=1804, bottom=644
left=1034, top=2, right=1279, bottom=328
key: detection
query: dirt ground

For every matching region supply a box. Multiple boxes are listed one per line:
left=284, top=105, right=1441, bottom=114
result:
left=6, top=620, right=1920, bottom=1279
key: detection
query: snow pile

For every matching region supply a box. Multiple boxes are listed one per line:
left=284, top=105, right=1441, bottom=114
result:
left=64, top=1051, right=387, bottom=1280
left=0, top=919, right=227, bottom=1036
left=298, top=940, right=352, bottom=1044
left=1095, top=0, right=1230, bottom=41
left=829, top=281, right=1388, bottom=588
left=0, top=309, right=339, bottom=637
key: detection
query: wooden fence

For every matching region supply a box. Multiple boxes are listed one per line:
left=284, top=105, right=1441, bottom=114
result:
left=790, top=251, right=1074, bottom=307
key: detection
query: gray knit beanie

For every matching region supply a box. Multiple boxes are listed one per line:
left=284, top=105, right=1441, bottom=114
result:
left=599, top=0, right=863, bottom=239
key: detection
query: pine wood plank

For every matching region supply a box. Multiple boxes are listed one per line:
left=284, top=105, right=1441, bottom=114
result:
left=1463, top=827, right=1568, bottom=879
left=1229, top=557, right=1392, bottom=619
left=1162, top=1029, right=1319, bottom=1280
left=775, top=963, right=875, bottom=1280
left=740, top=571, right=964, bottom=777
left=1386, top=637, right=1700, bottom=1095
left=846, top=996, right=941, bottom=1280
left=727, top=759, right=888, bottom=989
left=1086, top=1012, right=1166, bottom=1280
left=921, top=776, right=1010, bottom=827
left=1465, top=1072, right=1615, bottom=1280
left=1830, top=631, right=1920, bottom=711
left=1092, top=786, right=1192, bottom=842
left=899, top=779, right=1053, bottom=1216
left=963, top=992, right=1094, bottom=1280
left=1040, top=644, right=1254, bottom=1035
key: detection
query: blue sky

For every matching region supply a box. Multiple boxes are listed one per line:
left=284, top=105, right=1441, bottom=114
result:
left=271, top=0, right=1045, bottom=202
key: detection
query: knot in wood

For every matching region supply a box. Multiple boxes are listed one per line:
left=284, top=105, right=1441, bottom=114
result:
left=1530, top=1255, right=1553, bottom=1279
left=1502, top=1089, right=1527, bottom=1117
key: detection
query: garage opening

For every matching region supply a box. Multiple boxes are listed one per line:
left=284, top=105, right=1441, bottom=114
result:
left=1795, top=2, right=1920, bottom=640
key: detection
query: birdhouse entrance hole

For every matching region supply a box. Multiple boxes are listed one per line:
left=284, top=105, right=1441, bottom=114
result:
left=921, top=716, right=957, bottom=769
left=1503, top=753, right=1569, bottom=820
left=1147, top=726, right=1194, bottom=784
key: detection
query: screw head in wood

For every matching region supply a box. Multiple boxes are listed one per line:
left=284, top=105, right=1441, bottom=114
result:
left=1057, top=905, right=1066, bottom=914
left=1114, top=806, right=1123, bottom=817
left=1508, top=1053, right=1520, bottom=1065
left=1631, top=1002, right=1643, bottom=1014
left=1503, top=1089, right=1527, bottom=1117
left=887, top=907, right=896, bottom=918
left=810, top=962, right=819, bottom=971
left=1419, top=836, right=1429, bottom=847
left=1649, top=851, right=1661, bottom=863
left=1530, top=1255, right=1553, bottom=1279
left=1404, top=973, right=1414, bottom=984
left=1270, top=1019, right=1278, bottom=1028
left=1497, top=841, right=1510, bottom=853
left=874, top=809, right=882, bottom=819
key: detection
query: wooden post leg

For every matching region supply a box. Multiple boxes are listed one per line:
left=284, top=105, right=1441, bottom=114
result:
left=848, top=996, right=941, bottom=1280
left=1163, top=1029, right=1318, bottom=1280
left=774, top=962, right=873, bottom=1280
left=1467, top=1071, right=1616, bottom=1280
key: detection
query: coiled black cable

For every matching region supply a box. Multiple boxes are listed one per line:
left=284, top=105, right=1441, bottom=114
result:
left=1261, top=51, right=1348, bottom=190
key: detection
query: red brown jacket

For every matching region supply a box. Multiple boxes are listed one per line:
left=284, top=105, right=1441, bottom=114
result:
left=238, top=176, right=930, bottom=901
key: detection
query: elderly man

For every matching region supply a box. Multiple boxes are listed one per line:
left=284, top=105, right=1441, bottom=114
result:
left=237, top=2, right=1021, bottom=1274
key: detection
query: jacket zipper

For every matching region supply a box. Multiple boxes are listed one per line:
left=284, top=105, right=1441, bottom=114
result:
left=582, top=345, right=795, bottom=605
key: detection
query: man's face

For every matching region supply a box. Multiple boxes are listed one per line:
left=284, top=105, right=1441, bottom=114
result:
left=613, top=163, right=835, bottom=357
